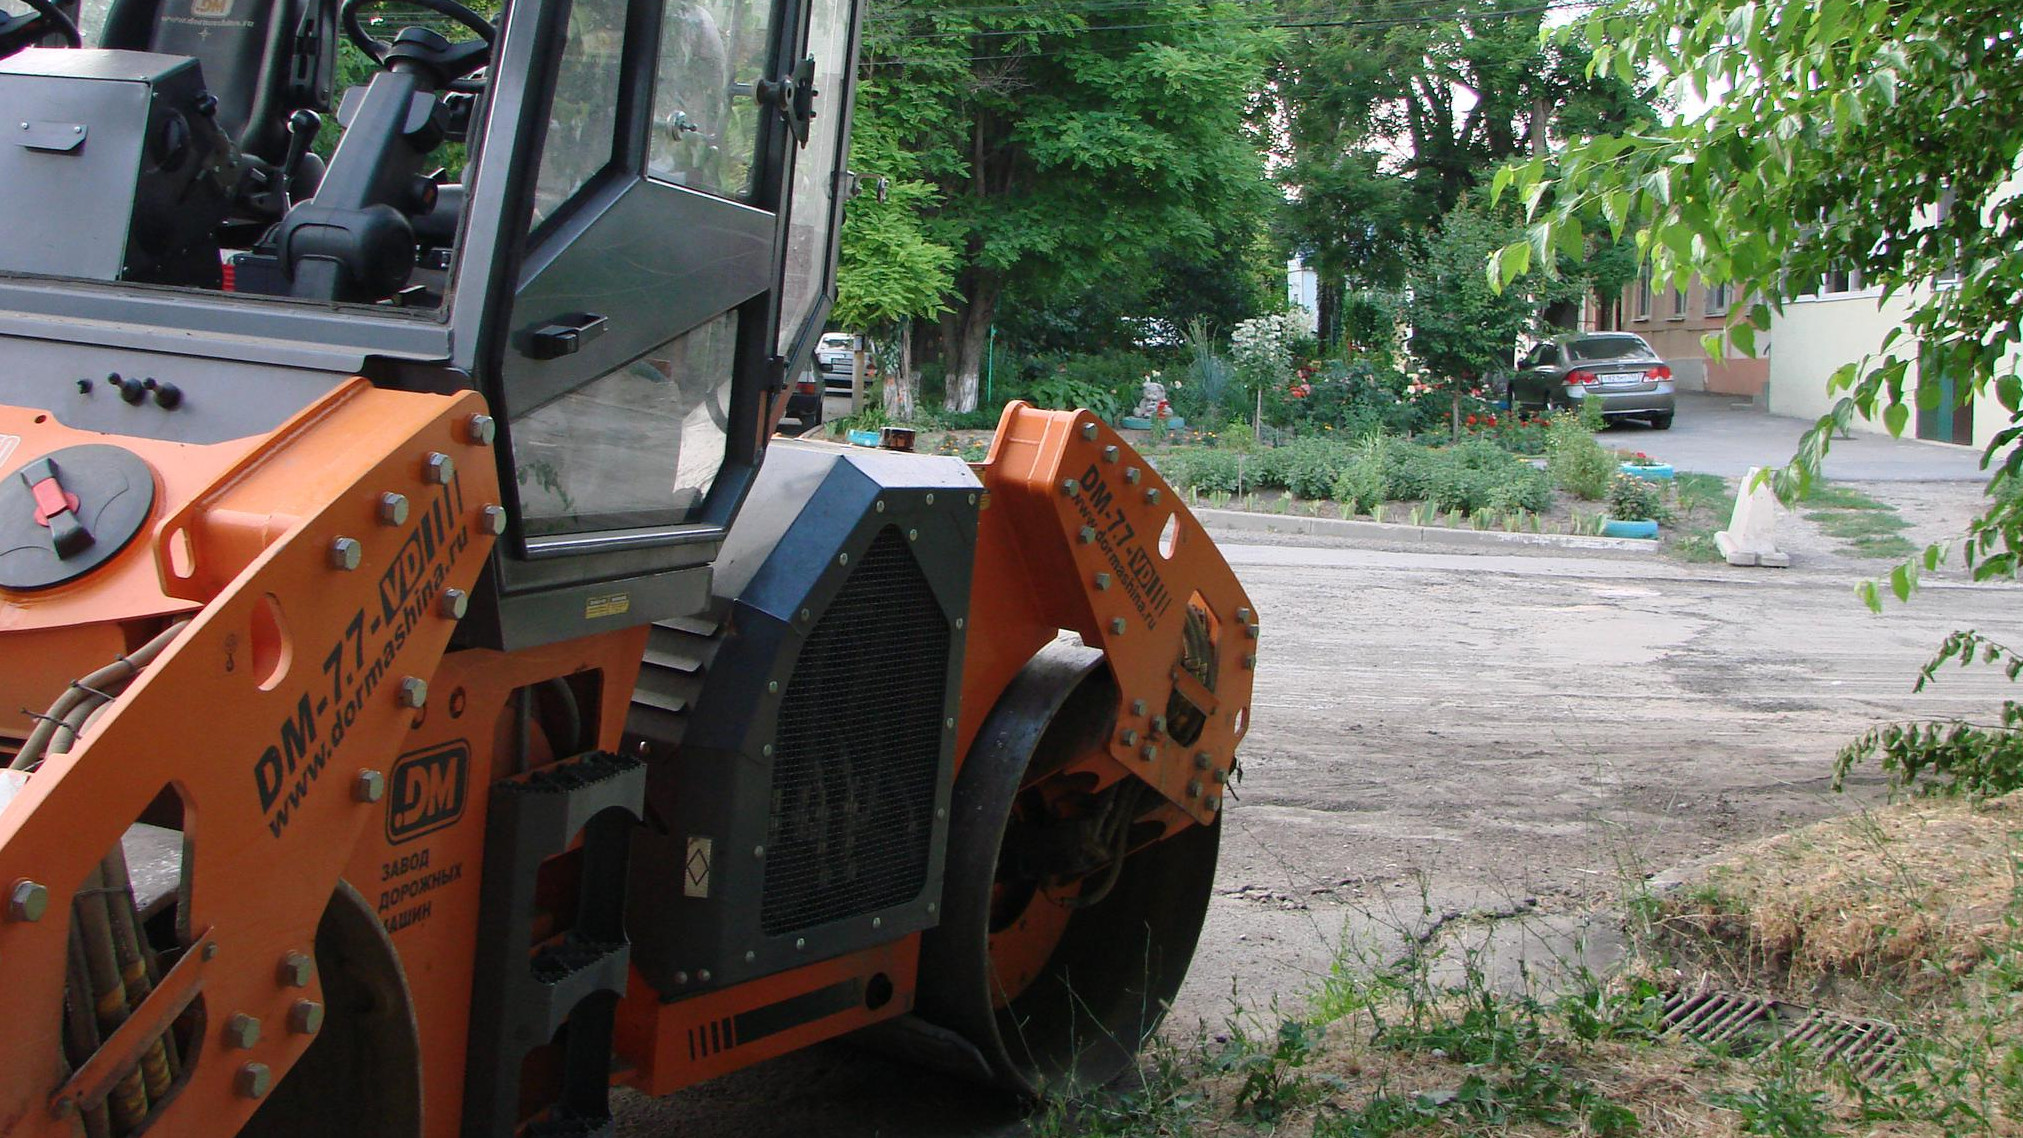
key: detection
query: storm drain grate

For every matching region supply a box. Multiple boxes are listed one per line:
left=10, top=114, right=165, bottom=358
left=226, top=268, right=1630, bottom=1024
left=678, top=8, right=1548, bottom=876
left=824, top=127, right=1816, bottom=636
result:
left=1661, top=981, right=1904, bottom=1079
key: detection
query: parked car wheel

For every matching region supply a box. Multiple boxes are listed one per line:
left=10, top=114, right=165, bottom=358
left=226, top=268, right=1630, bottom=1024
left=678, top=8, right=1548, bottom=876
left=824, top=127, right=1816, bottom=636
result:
left=1648, top=412, right=1673, bottom=430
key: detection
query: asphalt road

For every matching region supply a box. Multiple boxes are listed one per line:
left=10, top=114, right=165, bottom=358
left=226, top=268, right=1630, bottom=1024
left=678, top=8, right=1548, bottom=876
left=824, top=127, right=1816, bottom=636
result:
left=1604, top=392, right=1987, bottom=481
left=617, top=532, right=2021, bottom=1136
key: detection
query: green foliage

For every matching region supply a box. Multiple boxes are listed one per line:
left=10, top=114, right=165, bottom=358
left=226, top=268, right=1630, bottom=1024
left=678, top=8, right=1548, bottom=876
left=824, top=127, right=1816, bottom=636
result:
left=1607, top=473, right=1671, bottom=523
left=1489, top=0, right=2023, bottom=594
left=1545, top=412, right=1616, bottom=501
left=1270, top=0, right=1654, bottom=292
left=1208, top=1016, right=1333, bottom=1123
left=856, top=0, right=1282, bottom=409
left=1707, top=1049, right=1834, bottom=1138
left=1404, top=204, right=1557, bottom=388
left=1835, top=631, right=2023, bottom=800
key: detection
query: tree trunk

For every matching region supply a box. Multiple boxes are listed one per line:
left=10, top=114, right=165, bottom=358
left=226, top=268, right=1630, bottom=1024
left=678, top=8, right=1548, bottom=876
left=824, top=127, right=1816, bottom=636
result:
left=885, top=319, right=918, bottom=421
left=942, top=273, right=1002, bottom=414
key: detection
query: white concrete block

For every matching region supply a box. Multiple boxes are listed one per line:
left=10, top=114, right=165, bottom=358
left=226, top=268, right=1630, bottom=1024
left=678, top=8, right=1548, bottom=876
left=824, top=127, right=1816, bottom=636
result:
left=1715, top=466, right=1788, bottom=568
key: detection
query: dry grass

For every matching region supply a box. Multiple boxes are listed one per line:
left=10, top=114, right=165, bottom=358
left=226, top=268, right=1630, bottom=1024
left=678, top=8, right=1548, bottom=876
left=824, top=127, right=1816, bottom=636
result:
left=1656, top=793, right=2023, bottom=1001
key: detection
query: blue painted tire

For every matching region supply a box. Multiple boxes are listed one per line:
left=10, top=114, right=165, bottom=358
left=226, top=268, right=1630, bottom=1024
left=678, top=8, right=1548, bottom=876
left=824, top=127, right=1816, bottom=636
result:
left=1601, top=518, right=1660, bottom=539
left=1620, top=463, right=1675, bottom=480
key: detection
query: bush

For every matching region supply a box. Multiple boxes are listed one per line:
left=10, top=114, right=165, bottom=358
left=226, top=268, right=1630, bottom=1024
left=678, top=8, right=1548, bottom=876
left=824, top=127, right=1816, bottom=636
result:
left=1274, top=438, right=1358, bottom=500
left=1333, top=460, right=1387, bottom=514
left=1159, top=449, right=1242, bottom=495
left=1606, top=472, right=1670, bottom=522
left=1428, top=462, right=1495, bottom=514
left=1545, top=412, right=1616, bottom=500
left=1487, top=466, right=1553, bottom=514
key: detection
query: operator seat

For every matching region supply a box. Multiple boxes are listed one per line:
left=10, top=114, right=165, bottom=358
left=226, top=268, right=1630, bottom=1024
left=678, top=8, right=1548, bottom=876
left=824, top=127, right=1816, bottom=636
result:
left=97, top=0, right=334, bottom=163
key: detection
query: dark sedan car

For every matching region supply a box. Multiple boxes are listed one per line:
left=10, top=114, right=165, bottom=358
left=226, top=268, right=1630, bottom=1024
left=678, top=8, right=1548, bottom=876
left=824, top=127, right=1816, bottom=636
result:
left=1510, top=332, right=1675, bottom=429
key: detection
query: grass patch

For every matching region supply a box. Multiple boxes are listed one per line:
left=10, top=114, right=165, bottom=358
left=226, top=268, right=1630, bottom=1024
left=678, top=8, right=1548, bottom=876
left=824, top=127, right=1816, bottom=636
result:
left=1799, top=482, right=1895, bottom=511
left=1806, top=509, right=1911, bottom=540
left=1663, top=472, right=1737, bottom=564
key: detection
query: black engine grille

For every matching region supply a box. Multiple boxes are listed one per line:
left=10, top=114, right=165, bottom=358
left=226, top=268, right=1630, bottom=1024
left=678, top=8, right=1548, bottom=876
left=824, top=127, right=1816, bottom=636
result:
left=760, top=526, right=950, bottom=935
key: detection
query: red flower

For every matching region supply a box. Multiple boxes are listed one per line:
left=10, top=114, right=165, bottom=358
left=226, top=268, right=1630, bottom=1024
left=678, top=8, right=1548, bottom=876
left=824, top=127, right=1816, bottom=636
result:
left=1486, top=416, right=1498, bottom=427
left=1466, top=414, right=1479, bottom=426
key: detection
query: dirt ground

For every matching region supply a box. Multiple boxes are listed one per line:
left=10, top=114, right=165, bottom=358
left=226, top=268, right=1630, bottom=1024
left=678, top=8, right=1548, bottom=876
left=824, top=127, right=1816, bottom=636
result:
left=615, top=489, right=2022, bottom=1137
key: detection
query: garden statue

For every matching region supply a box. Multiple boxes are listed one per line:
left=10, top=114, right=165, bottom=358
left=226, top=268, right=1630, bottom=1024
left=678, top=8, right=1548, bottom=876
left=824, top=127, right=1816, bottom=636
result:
left=1134, top=376, right=1169, bottom=420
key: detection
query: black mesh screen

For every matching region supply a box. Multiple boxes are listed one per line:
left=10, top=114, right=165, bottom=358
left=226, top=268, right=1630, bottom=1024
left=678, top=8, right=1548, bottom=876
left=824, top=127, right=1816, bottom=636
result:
left=760, top=526, right=949, bottom=935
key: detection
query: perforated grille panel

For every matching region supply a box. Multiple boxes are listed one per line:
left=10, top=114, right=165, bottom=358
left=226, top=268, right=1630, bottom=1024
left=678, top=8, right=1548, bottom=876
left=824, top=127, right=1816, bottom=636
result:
left=760, top=526, right=950, bottom=935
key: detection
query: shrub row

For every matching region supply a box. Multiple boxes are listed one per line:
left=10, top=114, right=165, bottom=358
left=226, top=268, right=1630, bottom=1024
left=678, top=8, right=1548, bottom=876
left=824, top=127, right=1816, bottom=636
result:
left=1157, top=435, right=1553, bottom=517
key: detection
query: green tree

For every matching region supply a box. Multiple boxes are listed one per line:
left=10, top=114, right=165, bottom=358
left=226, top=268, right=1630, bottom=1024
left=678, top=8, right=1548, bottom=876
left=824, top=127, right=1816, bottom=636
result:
left=857, top=0, right=1280, bottom=412
left=1271, top=0, right=1652, bottom=335
left=1492, top=0, right=2023, bottom=600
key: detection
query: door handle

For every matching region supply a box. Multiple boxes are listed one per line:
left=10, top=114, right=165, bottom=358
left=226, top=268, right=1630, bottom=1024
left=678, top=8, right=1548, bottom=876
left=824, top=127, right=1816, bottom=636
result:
left=522, top=312, right=609, bottom=360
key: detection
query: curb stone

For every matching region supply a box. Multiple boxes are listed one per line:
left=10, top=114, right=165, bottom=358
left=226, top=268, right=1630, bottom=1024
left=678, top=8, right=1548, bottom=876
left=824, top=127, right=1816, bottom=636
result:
left=1191, top=507, right=1661, bottom=555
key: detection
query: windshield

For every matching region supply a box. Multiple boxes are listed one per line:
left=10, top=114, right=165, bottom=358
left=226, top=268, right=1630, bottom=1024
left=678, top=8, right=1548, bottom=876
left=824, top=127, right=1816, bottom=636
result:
left=1568, top=336, right=1658, bottom=362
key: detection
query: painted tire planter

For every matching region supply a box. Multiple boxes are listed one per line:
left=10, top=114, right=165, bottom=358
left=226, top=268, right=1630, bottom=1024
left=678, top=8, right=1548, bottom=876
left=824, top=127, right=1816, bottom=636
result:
left=1601, top=517, right=1660, bottom=539
left=1620, top=462, right=1674, bottom=480
left=1120, top=415, right=1187, bottom=431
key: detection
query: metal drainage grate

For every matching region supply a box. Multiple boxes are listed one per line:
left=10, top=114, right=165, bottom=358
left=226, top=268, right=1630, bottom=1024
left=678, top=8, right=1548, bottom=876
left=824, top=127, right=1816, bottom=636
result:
left=1661, top=981, right=1904, bottom=1079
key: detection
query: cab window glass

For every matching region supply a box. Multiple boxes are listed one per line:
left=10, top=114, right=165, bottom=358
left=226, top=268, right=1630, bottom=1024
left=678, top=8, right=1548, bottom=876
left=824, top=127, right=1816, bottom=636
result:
left=649, top=0, right=773, bottom=200
left=775, top=0, right=849, bottom=353
left=531, top=0, right=627, bottom=226
left=513, top=311, right=739, bottom=534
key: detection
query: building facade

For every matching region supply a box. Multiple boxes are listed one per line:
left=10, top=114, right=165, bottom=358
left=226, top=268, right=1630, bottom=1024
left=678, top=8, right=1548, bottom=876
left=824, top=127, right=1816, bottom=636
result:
left=1595, top=272, right=1769, bottom=398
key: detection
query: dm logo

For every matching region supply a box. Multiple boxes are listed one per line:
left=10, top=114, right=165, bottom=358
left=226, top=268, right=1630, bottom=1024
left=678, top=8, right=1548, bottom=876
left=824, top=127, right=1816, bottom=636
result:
left=386, top=741, right=468, bottom=844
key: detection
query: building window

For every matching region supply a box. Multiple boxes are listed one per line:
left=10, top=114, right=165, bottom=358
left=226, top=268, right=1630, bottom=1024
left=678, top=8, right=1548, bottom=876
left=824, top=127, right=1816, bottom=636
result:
left=1634, top=270, right=1652, bottom=321
left=1824, top=266, right=1863, bottom=294
left=1705, top=281, right=1730, bottom=315
left=1671, top=286, right=1688, bottom=318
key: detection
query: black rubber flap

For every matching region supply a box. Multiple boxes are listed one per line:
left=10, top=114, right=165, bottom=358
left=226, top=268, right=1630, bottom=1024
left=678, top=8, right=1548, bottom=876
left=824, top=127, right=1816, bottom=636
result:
left=0, top=444, right=156, bottom=590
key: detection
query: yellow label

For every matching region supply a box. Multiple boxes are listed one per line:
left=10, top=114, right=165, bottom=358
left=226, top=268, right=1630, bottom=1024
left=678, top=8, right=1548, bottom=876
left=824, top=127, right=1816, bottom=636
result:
left=586, top=592, right=631, bottom=620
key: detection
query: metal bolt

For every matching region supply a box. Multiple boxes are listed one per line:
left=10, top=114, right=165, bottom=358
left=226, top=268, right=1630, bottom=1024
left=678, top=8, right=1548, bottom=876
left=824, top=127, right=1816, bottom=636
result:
left=872, top=916, right=883, bottom=930
left=378, top=492, right=410, bottom=526
left=49, top=1097, right=74, bottom=1120
left=397, top=677, right=427, bottom=709
left=1130, top=699, right=1147, bottom=717
left=968, top=493, right=978, bottom=505
left=907, top=529, right=918, bottom=542
left=202, top=942, right=219, bottom=961
left=1212, top=769, right=1227, bottom=785
left=1194, top=752, right=1212, bottom=770
left=935, top=807, right=946, bottom=820
left=761, top=744, right=774, bottom=758
left=767, top=681, right=779, bottom=693
left=423, top=452, right=455, bottom=485
left=1103, top=445, right=1119, bottom=464
left=926, top=902, right=938, bottom=915
left=288, top=1000, right=324, bottom=1035
left=745, top=950, right=757, bottom=964
left=795, top=938, right=807, bottom=951
left=438, top=588, right=469, bottom=620
left=1145, top=488, right=1162, bottom=505
left=354, top=770, right=385, bottom=803
left=672, top=971, right=690, bottom=986
left=875, top=500, right=886, bottom=513
left=753, top=845, right=765, bottom=860
left=1094, top=572, right=1111, bottom=590
left=944, top=717, right=955, bottom=729
left=278, top=951, right=314, bottom=987
left=697, top=969, right=712, bottom=983
left=1125, top=467, right=1141, bottom=485
left=955, top=617, right=966, bottom=630
left=464, top=414, right=496, bottom=446
left=9, top=880, right=48, bottom=922
left=328, top=537, right=363, bottom=571
left=1150, top=715, right=1167, bottom=736
left=1110, top=617, right=1127, bottom=635
left=224, top=1013, right=261, bottom=1049
left=237, top=1064, right=272, bottom=1100
left=1235, top=607, right=1252, bottom=623
left=925, top=493, right=935, bottom=506
left=1243, top=654, right=1257, bottom=670
left=1120, top=729, right=1139, bottom=747
left=1205, top=796, right=1221, bottom=814
left=1080, top=423, right=1098, bottom=441
left=1142, top=743, right=1160, bottom=762
left=1078, top=526, right=1096, bottom=544
left=1187, top=780, right=1203, bottom=799
left=799, top=608, right=812, bottom=622
left=1060, top=479, right=1080, bottom=498
left=837, top=553, right=848, bottom=566
left=478, top=504, right=507, bottom=536
left=1246, top=622, right=1259, bottom=640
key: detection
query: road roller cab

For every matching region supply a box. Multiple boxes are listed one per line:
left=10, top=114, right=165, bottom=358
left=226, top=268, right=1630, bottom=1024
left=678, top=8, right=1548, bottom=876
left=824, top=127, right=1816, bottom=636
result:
left=0, top=0, right=1256, bottom=1131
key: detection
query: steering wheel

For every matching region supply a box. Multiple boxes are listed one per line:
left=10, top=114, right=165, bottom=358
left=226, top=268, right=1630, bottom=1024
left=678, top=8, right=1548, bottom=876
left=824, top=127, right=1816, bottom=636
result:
left=341, top=0, right=493, bottom=85
left=0, top=0, right=82, bottom=58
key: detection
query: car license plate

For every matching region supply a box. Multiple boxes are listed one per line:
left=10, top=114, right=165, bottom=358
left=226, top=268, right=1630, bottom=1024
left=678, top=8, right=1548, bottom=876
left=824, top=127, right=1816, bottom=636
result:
left=1601, top=371, right=1644, bottom=386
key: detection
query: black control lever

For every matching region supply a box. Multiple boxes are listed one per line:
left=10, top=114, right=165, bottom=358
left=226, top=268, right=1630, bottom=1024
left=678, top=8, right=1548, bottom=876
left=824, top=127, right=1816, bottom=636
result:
left=278, top=109, right=323, bottom=210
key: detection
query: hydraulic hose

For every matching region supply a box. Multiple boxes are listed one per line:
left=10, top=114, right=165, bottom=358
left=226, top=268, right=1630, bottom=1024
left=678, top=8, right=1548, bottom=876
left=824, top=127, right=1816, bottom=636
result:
left=13, top=622, right=189, bottom=771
